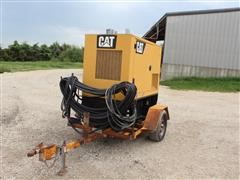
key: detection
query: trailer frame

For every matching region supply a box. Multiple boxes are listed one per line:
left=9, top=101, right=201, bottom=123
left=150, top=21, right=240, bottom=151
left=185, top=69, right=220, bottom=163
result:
left=27, top=104, right=169, bottom=176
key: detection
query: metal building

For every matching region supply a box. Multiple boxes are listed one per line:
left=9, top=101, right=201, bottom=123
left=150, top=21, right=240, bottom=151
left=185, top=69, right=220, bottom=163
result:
left=144, top=8, right=240, bottom=79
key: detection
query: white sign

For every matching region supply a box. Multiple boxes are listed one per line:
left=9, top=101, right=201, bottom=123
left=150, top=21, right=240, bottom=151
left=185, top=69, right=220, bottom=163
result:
left=97, top=35, right=116, bottom=48
left=136, top=41, right=145, bottom=54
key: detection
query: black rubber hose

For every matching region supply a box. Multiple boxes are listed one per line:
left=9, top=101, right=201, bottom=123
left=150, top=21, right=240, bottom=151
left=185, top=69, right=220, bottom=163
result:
left=60, top=75, right=137, bottom=131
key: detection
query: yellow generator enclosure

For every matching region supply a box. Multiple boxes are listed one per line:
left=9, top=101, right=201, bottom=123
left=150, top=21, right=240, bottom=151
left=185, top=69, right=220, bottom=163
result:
left=83, top=34, right=162, bottom=99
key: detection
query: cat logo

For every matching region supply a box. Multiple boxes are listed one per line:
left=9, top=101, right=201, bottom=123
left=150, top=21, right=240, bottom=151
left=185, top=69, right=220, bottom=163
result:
left=97, top=35, right=117, bottom=48
left=135, top=40, right=146, bottom=54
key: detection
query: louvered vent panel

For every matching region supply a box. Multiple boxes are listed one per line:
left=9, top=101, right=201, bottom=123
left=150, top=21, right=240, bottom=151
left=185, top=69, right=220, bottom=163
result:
left=95, top=50, right=122, bottom=81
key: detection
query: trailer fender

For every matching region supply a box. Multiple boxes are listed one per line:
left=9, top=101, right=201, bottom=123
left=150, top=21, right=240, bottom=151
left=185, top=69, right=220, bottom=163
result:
left=143, top=104, right=169, bottom=131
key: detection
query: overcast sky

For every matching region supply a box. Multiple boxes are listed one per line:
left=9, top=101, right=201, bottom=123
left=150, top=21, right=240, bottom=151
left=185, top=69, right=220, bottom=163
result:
left=1, top=0, right=239, bottom=47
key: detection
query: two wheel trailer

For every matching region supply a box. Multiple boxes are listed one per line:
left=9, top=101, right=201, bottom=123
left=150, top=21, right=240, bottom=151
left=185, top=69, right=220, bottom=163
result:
left=27, top=34, right=170, bottom=175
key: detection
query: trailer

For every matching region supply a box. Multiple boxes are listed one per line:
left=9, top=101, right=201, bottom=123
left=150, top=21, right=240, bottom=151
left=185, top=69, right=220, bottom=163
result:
left=27, top=34, right=170, bottom=175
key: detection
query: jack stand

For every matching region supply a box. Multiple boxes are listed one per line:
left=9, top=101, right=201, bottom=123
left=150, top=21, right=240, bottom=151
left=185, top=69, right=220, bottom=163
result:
left=57, top=142, right=67, bottom=176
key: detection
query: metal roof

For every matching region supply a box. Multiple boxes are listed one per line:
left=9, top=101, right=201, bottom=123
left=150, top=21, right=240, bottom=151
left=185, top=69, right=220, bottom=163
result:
left=143, top=7, right=240, bottom=42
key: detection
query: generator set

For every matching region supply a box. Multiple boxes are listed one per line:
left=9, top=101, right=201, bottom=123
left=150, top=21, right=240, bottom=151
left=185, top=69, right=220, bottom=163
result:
left=27, top=34, right=170, bottom=175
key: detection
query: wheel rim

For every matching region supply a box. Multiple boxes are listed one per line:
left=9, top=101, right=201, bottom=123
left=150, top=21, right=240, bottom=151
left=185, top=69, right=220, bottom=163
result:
left=159, top=121, right=166, bottom=137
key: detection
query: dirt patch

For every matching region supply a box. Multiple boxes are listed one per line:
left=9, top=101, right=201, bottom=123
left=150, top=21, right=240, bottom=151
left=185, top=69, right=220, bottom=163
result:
left=2, top=95, right=22, bottom=125
left=1, top=69, right=239, bottom=179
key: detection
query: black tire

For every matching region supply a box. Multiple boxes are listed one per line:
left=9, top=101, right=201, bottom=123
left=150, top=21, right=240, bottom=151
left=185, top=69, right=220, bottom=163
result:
left=148, top=110, right=167, bottom=142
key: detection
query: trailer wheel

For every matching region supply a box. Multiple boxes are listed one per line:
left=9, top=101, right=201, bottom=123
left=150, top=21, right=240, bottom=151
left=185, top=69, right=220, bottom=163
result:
left=148, top=110, right=167, bottom=142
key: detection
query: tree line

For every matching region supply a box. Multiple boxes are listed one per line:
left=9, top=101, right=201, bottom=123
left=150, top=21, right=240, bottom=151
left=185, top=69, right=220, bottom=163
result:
left=0, top=41, right=84, bottom=62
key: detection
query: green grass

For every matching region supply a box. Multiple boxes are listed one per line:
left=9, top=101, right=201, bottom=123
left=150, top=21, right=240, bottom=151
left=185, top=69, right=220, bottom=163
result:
left=0, top=61, right=82, bottom=73
left=161, top=77, right=240, bottom=92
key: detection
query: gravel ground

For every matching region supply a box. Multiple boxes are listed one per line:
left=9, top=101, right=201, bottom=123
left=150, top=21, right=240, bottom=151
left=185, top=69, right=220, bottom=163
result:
left=1, top=69, right=239, bottom=179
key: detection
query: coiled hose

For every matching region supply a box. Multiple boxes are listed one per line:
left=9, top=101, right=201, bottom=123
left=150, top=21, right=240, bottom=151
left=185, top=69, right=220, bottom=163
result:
left=60, top=75, right=137, bottom=131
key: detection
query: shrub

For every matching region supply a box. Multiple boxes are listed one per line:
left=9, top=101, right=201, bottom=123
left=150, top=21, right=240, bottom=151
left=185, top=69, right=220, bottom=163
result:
left=0, top=41, right=83, bottom=62
left=58, top=46, right=83, bottom=62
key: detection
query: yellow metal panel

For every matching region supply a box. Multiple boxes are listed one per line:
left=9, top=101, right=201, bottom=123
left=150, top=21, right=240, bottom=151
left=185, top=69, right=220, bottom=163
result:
left=83, top=34, right=162, bottom=99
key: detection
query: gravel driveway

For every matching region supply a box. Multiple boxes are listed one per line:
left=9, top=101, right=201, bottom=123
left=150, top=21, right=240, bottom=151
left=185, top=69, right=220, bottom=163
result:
left=1, top=69, right=239, bottom=179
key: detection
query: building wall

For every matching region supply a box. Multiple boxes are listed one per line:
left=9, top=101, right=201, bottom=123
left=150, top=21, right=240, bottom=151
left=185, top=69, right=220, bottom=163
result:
left=163, top=11, right=240, bottom=79
left=161, top=63, right=240, bottom=80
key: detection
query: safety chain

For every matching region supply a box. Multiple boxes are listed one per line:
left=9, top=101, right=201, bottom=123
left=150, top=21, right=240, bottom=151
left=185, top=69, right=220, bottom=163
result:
left=43, top=147, right=60, bottom=169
